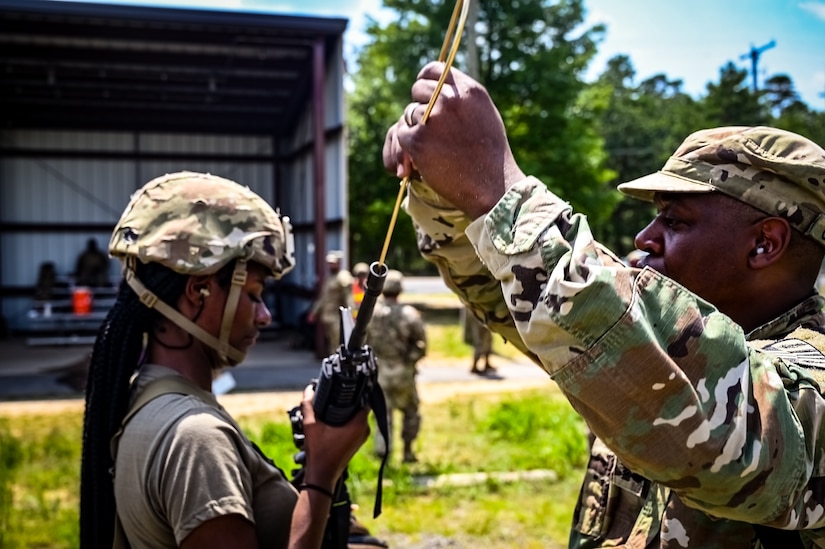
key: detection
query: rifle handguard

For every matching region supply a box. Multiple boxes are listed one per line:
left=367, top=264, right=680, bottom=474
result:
left=312, top=262, right=387, bottom=425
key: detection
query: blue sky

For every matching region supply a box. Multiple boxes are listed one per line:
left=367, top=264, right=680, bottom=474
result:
left=57, top=0, right=825, bottom=111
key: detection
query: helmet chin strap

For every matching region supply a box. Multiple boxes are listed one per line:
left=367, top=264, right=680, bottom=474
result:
left=217, top=261, right=248, bottom=365
left=124, top=258, right=248, bottom=366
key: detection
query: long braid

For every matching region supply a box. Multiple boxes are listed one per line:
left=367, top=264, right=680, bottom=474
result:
left=79, top=263, right=186, bottom=548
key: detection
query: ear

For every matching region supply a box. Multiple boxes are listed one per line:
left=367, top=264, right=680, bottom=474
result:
left=749, top=217, right=792, bottom=269
left=183, top=275, right=214, bottom=307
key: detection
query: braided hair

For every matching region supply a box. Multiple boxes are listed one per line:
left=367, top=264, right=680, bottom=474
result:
left=79, top=261, right=187, bottom=548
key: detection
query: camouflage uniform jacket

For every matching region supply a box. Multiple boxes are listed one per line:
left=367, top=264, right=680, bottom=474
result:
left=369, top=299, right=427, bottom=387
left=404, top=176, right=825, bottom=548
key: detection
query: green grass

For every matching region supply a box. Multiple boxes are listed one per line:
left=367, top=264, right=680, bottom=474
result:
left=0, top=322, right=586, bottom=548
left=418, top=309, right=524, bottom=362
left=0, top=415, right=83, bottom=549
left=245, top=387, right=587, bottom=549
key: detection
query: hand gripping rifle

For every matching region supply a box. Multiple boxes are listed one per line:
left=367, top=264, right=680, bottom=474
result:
left=312, top=261, right=388, bottom=426
left=287, top=3, right=472, bottom=543
left=288, top=262, right=390, bottom=549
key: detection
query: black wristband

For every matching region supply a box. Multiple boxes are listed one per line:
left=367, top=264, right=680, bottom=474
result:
left=299, top=483, right=334, bottom=499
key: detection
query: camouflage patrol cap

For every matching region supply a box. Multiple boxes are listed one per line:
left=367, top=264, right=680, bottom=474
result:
left=383, top=269, right=404, bottom=295
left=618, top=126, right=825, bottom=246
left=352, top=262, right=369, bottom=276
left=110, top=171, right=295, bottom=277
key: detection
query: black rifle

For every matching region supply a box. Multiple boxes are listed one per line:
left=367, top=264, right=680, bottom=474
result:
left=313, top=261, right=387, bottom=424
left=288, top=262, right=390, bottom=549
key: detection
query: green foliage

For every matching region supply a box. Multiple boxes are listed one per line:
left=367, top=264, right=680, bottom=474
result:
left=703, top=62, right=770, bottom=125
left=0, top=419, right=24, bottom=548
left=772, top=102, right=825, bottom=146
left=587, top=54, right=707, bottom=254
left=0, top=415, right=82, bottom=549
left=348, top=0, right=824, bottom=269
left=583, top=51, right=824, bottom=255
left=480, top=394, right=588, bottom=477
left=476, top=0, right=618, bottom=226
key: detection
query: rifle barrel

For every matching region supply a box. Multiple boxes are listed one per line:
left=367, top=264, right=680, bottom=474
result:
left=347, top=262, right=388, bottom=352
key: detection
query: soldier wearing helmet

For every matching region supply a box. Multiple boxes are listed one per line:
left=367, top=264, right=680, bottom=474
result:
left=80, top=172, right=369, bottom=549
left=367, top=269, right=427, bottom=463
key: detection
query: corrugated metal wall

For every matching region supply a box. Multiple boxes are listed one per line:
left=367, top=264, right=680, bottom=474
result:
left=276, top=38, right=347, bottom=325
left=0, top=38, right=347, bottom=335
left=0, top=131, right=274, bottom=329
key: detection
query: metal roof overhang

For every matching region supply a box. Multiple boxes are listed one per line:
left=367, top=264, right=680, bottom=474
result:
left=0, top=0, right=348, bottom=136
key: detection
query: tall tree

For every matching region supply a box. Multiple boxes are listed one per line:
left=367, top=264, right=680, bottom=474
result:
left=589, top=55, right=706, bottom=254
left=771, top=98, right=825, bottom=147
left=764, top=74, right=800, bottom=115
left=472, top=0, right=617, bottom=224
left=703, top=62, right=769, bottom=125
left=347, top=0, right=616, bottom=271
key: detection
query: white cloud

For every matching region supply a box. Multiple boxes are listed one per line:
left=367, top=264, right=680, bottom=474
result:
left=800, top=1, right=825, bottom=20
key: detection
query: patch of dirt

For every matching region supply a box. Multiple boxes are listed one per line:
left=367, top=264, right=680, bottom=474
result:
left=0, top=375, right=554, bottom=418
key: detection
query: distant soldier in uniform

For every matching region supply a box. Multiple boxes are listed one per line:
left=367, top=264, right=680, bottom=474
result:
left=465, top=307, right=496, bottom=375
left=75, top=238, right=110, bottom=287
left=308, top=251, right=354, bottom=355
left=385, top=62, right=825, bottom=547
left=351, top=262, right=370, bottom=317
left=368, top=270, right=427, bottom=463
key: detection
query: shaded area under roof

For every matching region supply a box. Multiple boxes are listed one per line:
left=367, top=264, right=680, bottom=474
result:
left=0, top=0, right=348, bottom=135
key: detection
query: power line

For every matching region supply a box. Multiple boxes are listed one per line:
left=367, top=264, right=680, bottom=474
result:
left=740, top=40, right=776, bottom=92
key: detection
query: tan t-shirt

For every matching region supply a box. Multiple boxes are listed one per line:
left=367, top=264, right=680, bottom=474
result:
left=113, top=365, right=298, bottom=548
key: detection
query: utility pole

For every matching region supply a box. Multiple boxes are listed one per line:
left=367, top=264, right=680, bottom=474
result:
left=740, top=40, right=776, bottom=92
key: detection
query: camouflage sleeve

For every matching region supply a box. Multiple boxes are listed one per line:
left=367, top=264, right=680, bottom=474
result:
left=464, top=176, right=825, bottom=528
left=403, top=180, right=538, bottom=363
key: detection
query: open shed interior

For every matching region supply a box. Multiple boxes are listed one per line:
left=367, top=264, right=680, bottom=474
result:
left=0, top=0, right=350, bottom=343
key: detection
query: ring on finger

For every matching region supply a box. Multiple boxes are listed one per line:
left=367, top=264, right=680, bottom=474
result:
left=404, top=102, right=420, bottom=127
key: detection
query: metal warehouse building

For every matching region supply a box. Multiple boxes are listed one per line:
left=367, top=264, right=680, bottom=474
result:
left=0, top=0, right=350, bottom=349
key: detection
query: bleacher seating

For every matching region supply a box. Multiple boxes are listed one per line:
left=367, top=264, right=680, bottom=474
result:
left=23, top=284, right=116, bottom=346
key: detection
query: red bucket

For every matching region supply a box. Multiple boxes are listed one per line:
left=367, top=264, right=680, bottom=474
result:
left=73, top=287, right=92, bottom=315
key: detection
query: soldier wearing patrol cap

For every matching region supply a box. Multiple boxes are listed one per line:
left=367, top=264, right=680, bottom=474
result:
left=80, top=172, right=368, bottom=549
left=385, top=61, right=825, bottom=548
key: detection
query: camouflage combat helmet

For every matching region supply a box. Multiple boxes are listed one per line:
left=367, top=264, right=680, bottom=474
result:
left=110, top=171, right=295, bottom=277
left=110, top=171, right=295, bottom=365
left=353, top=262, right=370, bottom=277
left=618, top=126, right=825, bottom=247
left=383, top=269, right=404, bottom=295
